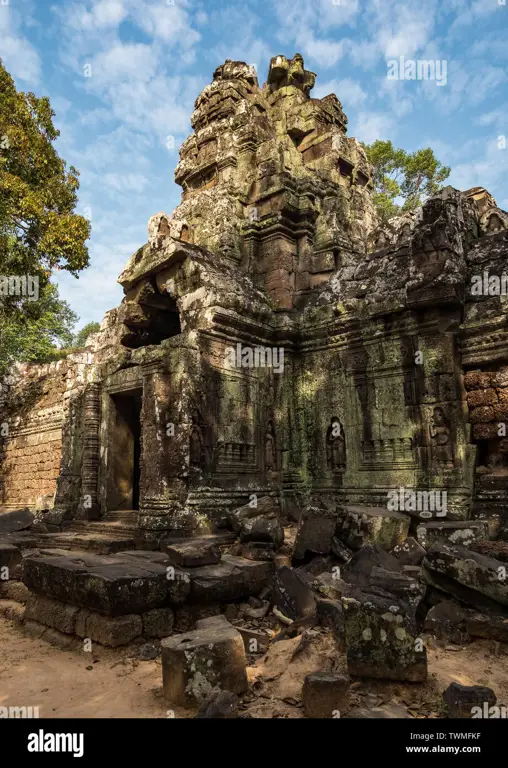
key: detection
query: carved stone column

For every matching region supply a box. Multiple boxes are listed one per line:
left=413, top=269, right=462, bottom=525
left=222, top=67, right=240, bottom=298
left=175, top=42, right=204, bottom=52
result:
left=77, top=382, right=101, bottom=520
left=138, top=362, right=190, bottom=539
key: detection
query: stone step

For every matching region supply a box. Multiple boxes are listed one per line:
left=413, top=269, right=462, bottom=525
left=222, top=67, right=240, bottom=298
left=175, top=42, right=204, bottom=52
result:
left=36, top=532, right=137, bottom=554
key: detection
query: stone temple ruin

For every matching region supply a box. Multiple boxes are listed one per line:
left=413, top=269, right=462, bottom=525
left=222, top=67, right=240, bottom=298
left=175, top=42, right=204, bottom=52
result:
left=1, top=54, right=508, bottom=717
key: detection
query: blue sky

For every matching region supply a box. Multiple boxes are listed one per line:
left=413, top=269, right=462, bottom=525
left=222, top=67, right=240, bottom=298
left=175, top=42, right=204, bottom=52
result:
left=1, top=0, right=507, bottom=330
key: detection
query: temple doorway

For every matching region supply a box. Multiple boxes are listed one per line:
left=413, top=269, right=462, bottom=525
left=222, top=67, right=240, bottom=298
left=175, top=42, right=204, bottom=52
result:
left=107, top=390, right=142, bottom=511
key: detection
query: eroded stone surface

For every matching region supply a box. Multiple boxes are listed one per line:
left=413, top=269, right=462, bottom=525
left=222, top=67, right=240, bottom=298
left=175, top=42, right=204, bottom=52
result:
left=161, top=617, right=248, bottom=707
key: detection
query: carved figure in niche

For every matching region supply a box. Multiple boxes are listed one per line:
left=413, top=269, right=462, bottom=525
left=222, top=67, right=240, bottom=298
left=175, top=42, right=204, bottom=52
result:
left=487, top=213, right=505, bottom=233
left=265, top=421, right=276, bottom=471
left=190, top=409, right=205, bottom=468
left=430, top=406, right=454, bottom=465
left=326, top=418, right=346, bottom=471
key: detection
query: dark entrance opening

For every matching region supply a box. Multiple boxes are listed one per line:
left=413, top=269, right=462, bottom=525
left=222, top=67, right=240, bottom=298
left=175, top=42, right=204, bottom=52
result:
left=108, top=390, right=142, bottom=511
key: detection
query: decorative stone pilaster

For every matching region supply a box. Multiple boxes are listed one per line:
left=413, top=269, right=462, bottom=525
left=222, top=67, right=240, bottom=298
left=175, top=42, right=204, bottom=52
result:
left=77, top=382, right=101, bottom=520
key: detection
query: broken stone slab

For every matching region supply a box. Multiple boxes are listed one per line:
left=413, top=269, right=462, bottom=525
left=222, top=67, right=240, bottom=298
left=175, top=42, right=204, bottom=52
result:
left=303, top=672, right=349, bottom=718
left=195, top=691, right=239, bottom=719
left=392, top=536, right=426, bottom=566
left=22, top=551, right=185, bottom=617
left=423, top=542, right=508, bottom=609
left=342, top=589, right=428, bottom=682
left=293, top=505, right=337, bottom=559
left=271, top=566, right=316, bottom=621
left=161, top=618, right=248, bottom=707
left=368, top=567, right=426, bottom=612
left=466, top=612, right=508, bottom=643
left=164, top=538, right=222, bottom=567
left=331, top=536, right=354, bottom=563
left=229, top=496, right=284, bottom=549
left=188, top=555, right=274, bottom=604
left=423, top=601, right=470, bottom=645
left=416, top=520, right=489, bottom=549
left=343, top=543, right=402, bottom=588
left=443, top=682, right=496, bottom=718
left=142, top=607, right=174, bottom=638
left=75, top=609, right=142, bottom=647
left=337, top=505, right=409, bottom=552
left=24, top=593, right=79, bottom=635
left=241, top=541, right=275, bottom=561
left=0, top=542, right=22, bottom=573
left=0, top=508, right=34, bottom=534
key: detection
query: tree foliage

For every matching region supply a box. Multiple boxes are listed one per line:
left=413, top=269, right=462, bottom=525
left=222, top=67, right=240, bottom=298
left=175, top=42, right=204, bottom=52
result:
left=72, top=321, right=101, bottom=348
left=0, top=58, right=90, bottom=373
left=363, top=140, right=451, bottom=222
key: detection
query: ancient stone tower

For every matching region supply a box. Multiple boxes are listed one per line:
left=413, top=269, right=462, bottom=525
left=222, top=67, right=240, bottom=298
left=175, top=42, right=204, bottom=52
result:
left=1, top=54, right=508, bottom=548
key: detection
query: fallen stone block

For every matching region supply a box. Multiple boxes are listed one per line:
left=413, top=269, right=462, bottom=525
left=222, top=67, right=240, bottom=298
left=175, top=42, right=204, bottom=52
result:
left=342, top=590, right=427, bottom=682
left=0, top=543, right=22, bottom=573
left=423, top=542, right=508, bottom=609
left=142, top=607, right=174, bottom=638
left=337, top=506, right=409, bottom=551
left=369, top=567, right=426, bottom=611
left=173, top=604, right=222, bottom=632
left=75, top=609, right=142, bottom=647
left=343, top=544, right=402, bottom=588
left=195, top=691, right=239, bottom=718
left=139, top=642, right=158, bottom=660
left=23, top=551, right=182, bottom=616
left=24, top=593, right=79, bottom=635
left=331, top=536, right=354, bottom=563
left=164, top=538, right=221, bottom=567
left=423, top=601, right=470, bottom=644
left=466, top=613, right=508, bottom=643
left=416, top=520, right=489, bottom=549
left=303, top=672, right=349, bottom=718
left=0, top=508, right=34, bottom=534
left=271, top=566, right=316, bottom=621
left=161, top=618, right=248, bottom=707
left=392, top=536, right=426, bottom=566
left=229, top=496, right=283, bottom=549
left=443, top=682, right=496, bottom=718
left=293, top=505, right=337, bottom=559
left=188, top=555, right=274, bottom=604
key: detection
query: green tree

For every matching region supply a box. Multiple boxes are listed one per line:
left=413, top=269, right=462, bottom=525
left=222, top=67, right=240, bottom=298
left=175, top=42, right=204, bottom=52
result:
left=0, top=58, right=90, bottom=372
left=72, top=320, right=101, bottom=348
left=363, top=140, right=451, bottom=223
left=0, top=282, right=78, bottom=371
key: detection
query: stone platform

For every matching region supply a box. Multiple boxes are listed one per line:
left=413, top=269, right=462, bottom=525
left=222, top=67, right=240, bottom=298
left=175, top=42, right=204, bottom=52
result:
left=17, top=545, right=274, bottom=647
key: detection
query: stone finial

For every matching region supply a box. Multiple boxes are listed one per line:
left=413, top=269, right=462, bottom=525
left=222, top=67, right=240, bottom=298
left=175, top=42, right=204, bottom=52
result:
left=267, top=53, right=316, bottom=96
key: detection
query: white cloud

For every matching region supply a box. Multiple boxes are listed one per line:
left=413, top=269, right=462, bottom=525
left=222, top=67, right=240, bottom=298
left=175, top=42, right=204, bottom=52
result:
left=314, top=77, right=367, bottom=108
left=0, top=4, right=41, bottom=83
left=351, top=110, right=397, bottom=144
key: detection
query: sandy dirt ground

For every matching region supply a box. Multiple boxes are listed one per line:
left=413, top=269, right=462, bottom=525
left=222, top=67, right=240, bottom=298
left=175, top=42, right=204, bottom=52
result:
left=1, top=617, right=507, bottom=719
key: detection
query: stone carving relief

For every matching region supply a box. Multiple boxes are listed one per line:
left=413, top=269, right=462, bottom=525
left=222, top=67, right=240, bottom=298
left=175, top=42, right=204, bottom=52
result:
left=430, top=406, right=454, bottom=465
left=326, top=418, right=346, bottom=471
